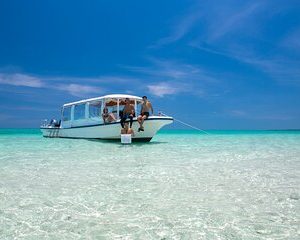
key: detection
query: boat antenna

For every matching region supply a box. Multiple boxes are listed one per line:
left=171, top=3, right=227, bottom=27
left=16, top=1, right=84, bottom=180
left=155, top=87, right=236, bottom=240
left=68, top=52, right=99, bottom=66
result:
left=159, top=111, right=210, bottom=135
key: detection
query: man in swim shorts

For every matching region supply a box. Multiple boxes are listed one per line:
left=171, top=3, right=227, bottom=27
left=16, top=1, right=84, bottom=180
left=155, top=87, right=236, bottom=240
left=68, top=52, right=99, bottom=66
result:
left=137, top=96, right=153, bottom=132
left=120, top=98, right=135, bottom=129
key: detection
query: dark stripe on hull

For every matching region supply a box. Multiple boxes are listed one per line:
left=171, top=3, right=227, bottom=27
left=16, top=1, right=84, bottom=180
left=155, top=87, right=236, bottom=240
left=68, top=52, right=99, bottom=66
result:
left=40, top=117, right=173, bottom=130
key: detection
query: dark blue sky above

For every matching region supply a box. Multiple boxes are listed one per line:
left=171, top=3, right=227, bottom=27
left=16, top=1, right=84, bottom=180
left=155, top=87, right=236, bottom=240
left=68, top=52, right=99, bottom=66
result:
left=1, top=0, right=300, bottom=129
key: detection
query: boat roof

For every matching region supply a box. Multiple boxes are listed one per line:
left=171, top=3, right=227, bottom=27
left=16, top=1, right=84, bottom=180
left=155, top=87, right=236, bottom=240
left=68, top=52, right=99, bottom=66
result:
left=63, top=94, right=143, bottom=107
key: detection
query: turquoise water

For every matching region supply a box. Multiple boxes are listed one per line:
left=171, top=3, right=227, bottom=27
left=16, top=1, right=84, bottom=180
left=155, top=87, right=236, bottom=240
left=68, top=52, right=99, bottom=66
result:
left=0, top=129, right=299, bottom=239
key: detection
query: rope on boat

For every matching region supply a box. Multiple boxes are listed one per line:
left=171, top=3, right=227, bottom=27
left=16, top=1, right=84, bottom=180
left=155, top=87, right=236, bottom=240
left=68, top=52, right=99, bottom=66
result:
left=160, top=112, right=210, bottom=135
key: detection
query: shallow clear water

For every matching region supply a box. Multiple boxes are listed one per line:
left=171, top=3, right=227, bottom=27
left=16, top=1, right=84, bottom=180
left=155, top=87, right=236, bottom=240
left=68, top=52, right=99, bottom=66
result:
left=0, top=129, right=299, bottom=239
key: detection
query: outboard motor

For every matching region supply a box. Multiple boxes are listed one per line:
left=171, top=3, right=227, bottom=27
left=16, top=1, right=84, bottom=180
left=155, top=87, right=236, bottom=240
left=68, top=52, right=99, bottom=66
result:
left=55, top=120, right=61, bottom=127
left=49, top=119, right=57, bottom=127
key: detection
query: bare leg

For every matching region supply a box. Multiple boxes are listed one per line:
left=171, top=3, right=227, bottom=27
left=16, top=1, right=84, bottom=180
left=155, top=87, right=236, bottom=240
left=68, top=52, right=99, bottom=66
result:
left=137, top=115, right=142, bottom=127
left=121, top=128, right=127, bottom=134
left=140, top=115, right=147, bottom=129
left=109, top=113, right=116, bottom=122
left=128, top=128, right=134, bottom=136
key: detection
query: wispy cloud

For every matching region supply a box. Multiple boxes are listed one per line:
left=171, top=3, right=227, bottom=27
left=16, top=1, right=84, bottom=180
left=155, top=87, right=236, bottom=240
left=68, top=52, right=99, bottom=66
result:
left=152, top=1, right=265, bottom=47
left=56, top=84, right=103, bottom=97
left=229, top=109, right=293, bottom=121
left=151, top=7, right=202, bottom=48
left=0, top=72, right=104, bottom=97
left=230, top=110, right=248, bottom=117
left=147, top=82, right=184, bottom=97
left=0, top=73, right=44, bottom=87
left=0, top=105, right=57, bottom=112
left=124, top=58, right=220, bottom=97
left=151, top=1, right=300, bottom=85
left=1, top=58, right=220, bottom=99
left=204, top=1, right=265, bottom=42
left=125, top=58, right=216, bottom=83
left=241, top=58, right=300, bottom=84
left=45, top=75, right=139, bottom=84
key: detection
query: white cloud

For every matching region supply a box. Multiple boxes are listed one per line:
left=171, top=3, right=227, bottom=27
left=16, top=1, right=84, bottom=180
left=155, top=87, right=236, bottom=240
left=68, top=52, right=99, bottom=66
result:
left=0, top=72, right=105, bottom=97
left=45, top=75, right=139, bottom=84
left=152, top=1, right=266, bottom=48
left=147, top=82, right=180, bottom=97
left=0, top=105, right=56, bottom=112
left=230, top=110, right=247, bottom=117
left=151, top=8, right=202, bottom=48
left=206, top=2, right=264, bottom=42
left=151, top=1, right=300, bottom=85
left=0, top=73, right=43, bottom=87
left=229, top=109, right=293, bottom=121
left=125, top=58, right=217, bottom=83
left=124, top=58, right=221, bottom=97
left=56, top=84, right=103, bottom=97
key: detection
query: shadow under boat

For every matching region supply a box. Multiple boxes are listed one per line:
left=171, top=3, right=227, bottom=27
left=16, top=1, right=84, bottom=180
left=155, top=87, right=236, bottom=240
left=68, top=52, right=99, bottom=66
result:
left=86, top=138, right=168, bottom=145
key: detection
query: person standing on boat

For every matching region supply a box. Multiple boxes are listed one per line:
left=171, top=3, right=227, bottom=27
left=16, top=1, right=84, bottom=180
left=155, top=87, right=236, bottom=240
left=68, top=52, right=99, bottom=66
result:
left=120, top=98, right=135, bottom=129
left=137, top=96, right=153, bottom=132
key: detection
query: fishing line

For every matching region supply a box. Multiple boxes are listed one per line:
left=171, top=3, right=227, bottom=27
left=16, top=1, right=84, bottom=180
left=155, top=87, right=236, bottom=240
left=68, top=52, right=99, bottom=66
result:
left=160, top=112, right=210, bottom=135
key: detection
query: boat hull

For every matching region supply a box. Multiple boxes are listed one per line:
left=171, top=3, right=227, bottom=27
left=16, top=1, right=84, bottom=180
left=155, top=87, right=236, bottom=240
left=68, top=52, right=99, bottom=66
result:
left=40, top=117, right=173, bottom=141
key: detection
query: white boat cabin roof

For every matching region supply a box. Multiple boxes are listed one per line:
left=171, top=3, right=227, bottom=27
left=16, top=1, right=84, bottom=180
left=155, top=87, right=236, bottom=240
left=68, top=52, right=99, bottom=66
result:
left=63, top=94, right=143, bottom=107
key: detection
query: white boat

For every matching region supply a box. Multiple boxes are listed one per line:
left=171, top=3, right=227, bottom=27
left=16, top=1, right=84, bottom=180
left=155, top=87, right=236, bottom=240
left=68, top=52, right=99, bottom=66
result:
left=40, top=94, right=173, bottom=142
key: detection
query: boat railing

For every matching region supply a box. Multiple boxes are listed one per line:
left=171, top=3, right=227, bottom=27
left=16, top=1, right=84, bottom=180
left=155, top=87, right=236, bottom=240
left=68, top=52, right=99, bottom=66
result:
left=40, top=119, right=61, bottom=128
left=40, top=119, right=48, bottom=127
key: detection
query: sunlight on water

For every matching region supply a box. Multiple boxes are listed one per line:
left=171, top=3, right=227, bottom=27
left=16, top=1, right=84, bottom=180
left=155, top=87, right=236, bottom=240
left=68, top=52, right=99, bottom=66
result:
left=0, top=129, right=299, bottom=239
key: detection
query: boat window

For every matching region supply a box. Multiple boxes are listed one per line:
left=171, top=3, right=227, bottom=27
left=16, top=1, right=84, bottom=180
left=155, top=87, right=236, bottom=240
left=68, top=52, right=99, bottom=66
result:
left=89, top=101, right=102, bottom=118
left=74, top=104, right=86, bottom=120
left=106, top=105, right=117, bottom=116
left=62, top=106, right=71, bottom=121
left=104, top=99, right=118, bottom=117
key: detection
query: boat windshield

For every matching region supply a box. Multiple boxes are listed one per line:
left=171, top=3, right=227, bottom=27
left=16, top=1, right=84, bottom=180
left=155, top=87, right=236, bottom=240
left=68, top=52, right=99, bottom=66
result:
left=62, top=106, right=71, bottom=121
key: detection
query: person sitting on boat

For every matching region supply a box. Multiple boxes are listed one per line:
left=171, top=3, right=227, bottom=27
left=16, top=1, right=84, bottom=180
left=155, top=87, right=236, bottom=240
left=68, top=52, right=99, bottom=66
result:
left=102, top=107, right=116, bottom=123
left=120, top=98, right=135, bottom=129
left=137, top=96, right=153, bottom=132
left=121, top=122, right=134, bottom=136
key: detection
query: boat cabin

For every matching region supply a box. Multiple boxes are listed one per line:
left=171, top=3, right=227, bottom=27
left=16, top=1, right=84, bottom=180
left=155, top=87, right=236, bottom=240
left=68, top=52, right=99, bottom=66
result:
left=61, top=94, right=143, bottom=128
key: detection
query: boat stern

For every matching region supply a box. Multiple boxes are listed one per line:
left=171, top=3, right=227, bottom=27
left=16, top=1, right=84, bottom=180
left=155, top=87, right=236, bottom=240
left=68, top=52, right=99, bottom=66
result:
left=40, top=127, right=60, bottom=138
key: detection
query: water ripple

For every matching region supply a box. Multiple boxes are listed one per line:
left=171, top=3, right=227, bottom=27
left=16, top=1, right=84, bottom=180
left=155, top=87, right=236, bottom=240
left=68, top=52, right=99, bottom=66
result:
left=0, top=131, right=299, bottom=239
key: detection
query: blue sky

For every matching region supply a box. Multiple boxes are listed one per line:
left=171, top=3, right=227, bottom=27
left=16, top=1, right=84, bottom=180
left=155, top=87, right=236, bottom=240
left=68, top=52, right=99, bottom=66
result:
left=0, top=0, right=300, bottom=129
